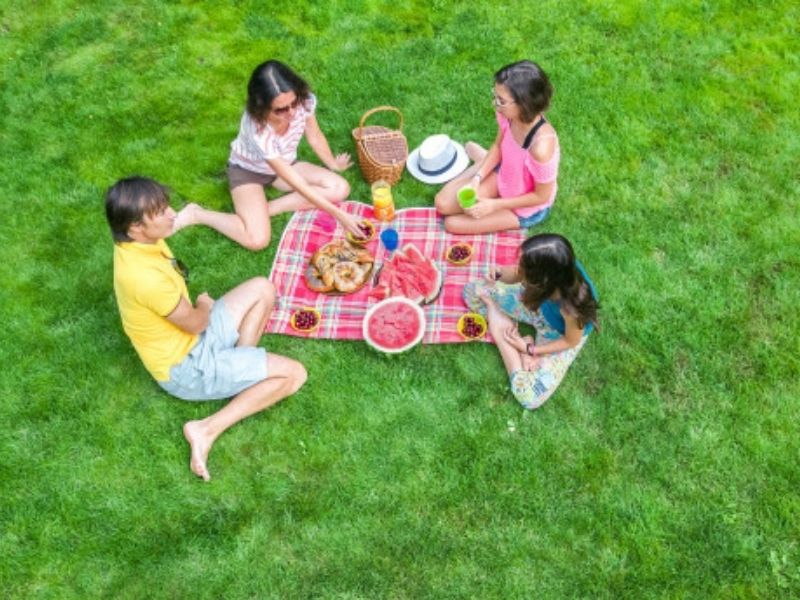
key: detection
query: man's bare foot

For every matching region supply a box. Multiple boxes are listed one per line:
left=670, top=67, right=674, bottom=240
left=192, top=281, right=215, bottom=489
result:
left=173, top=203, right=201, bottom=233
left=465, top=141, right=486, bottom=163
left=183, top=420, right=213, bottom=481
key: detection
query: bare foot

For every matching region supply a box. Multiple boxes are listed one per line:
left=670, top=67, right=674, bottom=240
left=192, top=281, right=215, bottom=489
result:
left=478, top=288, right=517, bottom=327
left=477, top=287, right=498, bottom=313
left=173, top=203, right=200, bottom=233
left=183, top=420, right=213, bottom=481
left=465, top=141, right=487, bottom=163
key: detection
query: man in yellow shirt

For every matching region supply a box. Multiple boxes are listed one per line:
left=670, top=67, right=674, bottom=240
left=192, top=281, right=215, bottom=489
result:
left=107, top=177, right=307, bottom=481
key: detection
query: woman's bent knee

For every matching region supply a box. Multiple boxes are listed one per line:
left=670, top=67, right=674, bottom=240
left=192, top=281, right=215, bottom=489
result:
left=330, top=176, right=350, bottom=201
left=242, top=232, right=271, bottom=251
left=443, top=216, right=462, bottom=234
left=434, top=190, right=451, bottom=214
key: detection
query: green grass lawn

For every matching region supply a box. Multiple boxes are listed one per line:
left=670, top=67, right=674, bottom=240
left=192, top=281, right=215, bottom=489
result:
left=2, top=1, right=799, bottom=597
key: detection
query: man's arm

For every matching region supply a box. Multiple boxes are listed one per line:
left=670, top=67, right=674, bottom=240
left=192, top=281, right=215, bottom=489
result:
left=166, top=293, right=214, bottom=335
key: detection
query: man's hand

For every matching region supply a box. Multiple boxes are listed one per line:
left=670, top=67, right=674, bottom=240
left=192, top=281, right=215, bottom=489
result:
left=196, top=292, right=215, bottom=311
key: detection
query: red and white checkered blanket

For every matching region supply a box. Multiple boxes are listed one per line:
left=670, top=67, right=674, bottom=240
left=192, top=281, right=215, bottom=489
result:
left=266, top=201, right=526, bottom=344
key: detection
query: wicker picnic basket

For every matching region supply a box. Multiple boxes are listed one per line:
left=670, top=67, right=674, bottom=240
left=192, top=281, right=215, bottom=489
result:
left=351, top=106, right=408, bottom=186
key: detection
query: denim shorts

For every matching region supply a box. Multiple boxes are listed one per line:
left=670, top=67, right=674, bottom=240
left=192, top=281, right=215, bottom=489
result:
left=517, top=206, right=551, bottom=229
left=159, top=299, right=268, bottom=401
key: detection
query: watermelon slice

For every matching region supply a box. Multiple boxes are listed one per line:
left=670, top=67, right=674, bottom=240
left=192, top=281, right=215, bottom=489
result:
left=363, top=297, right=426, bottom=353
left=369, top=243, right=442, bottom=304
left=401, top=243, right=442, bottom=302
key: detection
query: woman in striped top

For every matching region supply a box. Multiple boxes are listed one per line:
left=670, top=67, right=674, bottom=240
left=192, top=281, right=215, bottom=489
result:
left=435, top=61, right=560, bottom=234
left=174, top=60, right=365, bottom=249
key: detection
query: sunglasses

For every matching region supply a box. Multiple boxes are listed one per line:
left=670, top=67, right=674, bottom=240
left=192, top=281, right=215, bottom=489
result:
left=163, top=253, right=190, bottom=281
left=271, top=98, right=300, bottom=115
left=491, top=89, right=515, bottom=108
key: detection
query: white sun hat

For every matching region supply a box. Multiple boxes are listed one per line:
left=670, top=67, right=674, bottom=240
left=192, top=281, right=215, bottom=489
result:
left=406, top=134, right=470, bottom=184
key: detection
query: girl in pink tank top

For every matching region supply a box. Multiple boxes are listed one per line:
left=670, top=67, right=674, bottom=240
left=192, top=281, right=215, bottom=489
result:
left=434, top=60, right=560, bottom=234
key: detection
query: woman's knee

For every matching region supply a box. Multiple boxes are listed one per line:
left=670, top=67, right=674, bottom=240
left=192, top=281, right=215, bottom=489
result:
left=435, top=189, right=458, bottom=215
left=443, top=215, right=466, bottom=234
left=241, top=231, right=271, bottom=251
left=434, top=190, right=447, bottom=212
left=329, top=175, right=350, bottom=201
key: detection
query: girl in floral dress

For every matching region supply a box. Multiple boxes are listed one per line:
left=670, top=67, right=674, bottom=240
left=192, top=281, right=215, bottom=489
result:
left=463, top=233, right=599, bottom=409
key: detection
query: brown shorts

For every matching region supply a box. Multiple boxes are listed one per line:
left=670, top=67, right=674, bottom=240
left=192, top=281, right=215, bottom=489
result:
left=227, top=163, right=277, bottom=190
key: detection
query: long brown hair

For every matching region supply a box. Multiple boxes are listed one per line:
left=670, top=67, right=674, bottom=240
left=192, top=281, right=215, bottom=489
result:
left=519, top=233, right=599, bottom=330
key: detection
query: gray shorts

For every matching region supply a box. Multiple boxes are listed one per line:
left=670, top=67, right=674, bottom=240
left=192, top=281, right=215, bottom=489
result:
left=159, top=299, right=268, bottom=401
left=227, top=163, right=277, bottom=191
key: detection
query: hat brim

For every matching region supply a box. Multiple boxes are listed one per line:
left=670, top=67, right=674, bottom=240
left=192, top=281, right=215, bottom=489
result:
left=406, top=141, right=470, bottom=185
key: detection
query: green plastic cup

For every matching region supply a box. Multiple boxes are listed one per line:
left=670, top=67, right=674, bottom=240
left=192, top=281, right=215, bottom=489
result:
left=457, top=186, right=477, bottom=209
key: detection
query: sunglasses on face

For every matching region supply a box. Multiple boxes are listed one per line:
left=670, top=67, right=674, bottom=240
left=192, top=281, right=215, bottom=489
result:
left=491, top=89, right=515, bottom=108
left=271, top=98, right=300, bottom=115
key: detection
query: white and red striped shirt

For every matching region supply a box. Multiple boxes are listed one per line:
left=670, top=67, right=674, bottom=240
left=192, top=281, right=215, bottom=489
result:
left=228, top=93, right=317, bottom=175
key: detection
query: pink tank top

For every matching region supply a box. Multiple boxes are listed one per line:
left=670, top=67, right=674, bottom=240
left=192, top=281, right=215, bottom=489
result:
left=496, top=113, right=560, bottom=218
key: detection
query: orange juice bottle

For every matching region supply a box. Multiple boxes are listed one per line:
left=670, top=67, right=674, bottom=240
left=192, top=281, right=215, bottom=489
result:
left=371, top=179, right=395, bottom=222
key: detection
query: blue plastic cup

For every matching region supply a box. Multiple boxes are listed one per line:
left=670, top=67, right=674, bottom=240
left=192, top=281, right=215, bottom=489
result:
left=380, top=228, right=399, bottom=252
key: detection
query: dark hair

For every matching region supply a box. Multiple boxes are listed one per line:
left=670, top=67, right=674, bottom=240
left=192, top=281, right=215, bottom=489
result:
left=105, top=176, right=170, bottom=242
left=495, top=60, right=553, bottom=123
left=246, top=60, right=311, bottom=123
left=519, top=233, right=599, bottom=330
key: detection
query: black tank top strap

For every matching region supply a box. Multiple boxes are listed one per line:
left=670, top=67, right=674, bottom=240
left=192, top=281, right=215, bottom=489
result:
left=522, top=116, right=547, bottom=150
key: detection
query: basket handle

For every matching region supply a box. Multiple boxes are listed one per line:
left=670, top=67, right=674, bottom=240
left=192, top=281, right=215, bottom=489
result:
left=358, top=105, right=404, bottom=133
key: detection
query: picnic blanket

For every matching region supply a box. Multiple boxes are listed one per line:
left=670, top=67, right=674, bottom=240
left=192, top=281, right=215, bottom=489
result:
left=266, top=201, right=526, bottom=344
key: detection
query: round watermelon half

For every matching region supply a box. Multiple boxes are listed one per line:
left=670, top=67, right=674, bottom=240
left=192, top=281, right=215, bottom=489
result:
left=363, top=297, right=426, bottom=354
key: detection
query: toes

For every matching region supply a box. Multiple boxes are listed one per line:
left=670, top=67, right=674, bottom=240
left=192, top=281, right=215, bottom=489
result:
left=191, top=457, right=211, bottom=481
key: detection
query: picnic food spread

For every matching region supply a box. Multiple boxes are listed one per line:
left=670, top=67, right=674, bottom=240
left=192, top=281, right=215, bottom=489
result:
left=368, top=243, right=442, bottom=304
left=446, top=242, right=473, bottom=265
left=363, top=297, right=425, bottom=353
left=345, top=219, right=377, bottom=245
left=305, top=240, right=375, bottom=294
left=457, top=312, right=487, bottom=340
left=290, top=308, right=321, bottom=333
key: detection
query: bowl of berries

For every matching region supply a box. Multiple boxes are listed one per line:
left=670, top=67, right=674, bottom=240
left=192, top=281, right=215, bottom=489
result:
left=446, top=242, right=473, bottom=265
left=346, top=220, right=377, bottom=245
left=457, top=312, right=487, bottom=340
left=290, top=307, right=321, bottom=334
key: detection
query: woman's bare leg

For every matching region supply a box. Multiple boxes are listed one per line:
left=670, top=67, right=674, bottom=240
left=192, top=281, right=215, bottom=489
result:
left=268, top=161, right=349, bottom=215
left=434, top=168, right=478, bottom=215
left=480, top=290, right=525, bottom=375
left=444, top=209, right=520, bottom=235
left=434, top=141, right=489, bottom=215
left=173, top=183, right=272, bottom=250
left=464, top=141, right=488, bottom=163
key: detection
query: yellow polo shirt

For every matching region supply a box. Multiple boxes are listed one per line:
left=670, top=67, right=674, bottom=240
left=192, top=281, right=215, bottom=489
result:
left=113, top=239, right=198, bottom=381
